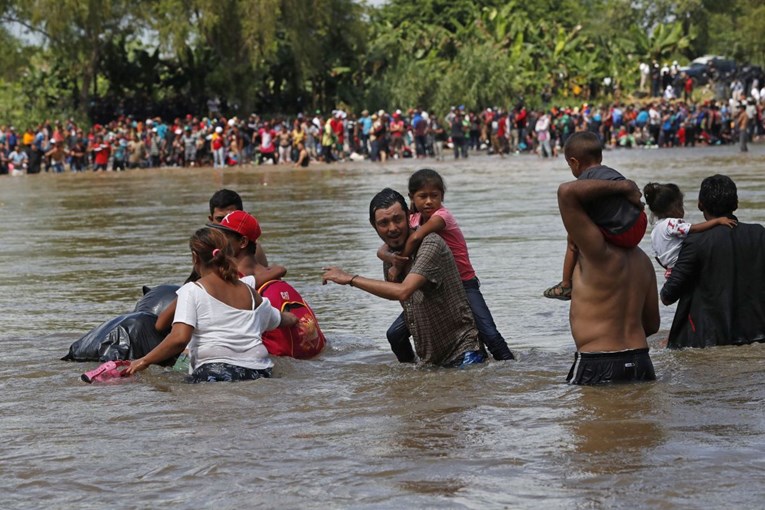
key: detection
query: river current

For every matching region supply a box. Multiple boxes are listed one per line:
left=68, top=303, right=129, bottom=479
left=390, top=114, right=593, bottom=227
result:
left=1, top=145, right=764, bottom=508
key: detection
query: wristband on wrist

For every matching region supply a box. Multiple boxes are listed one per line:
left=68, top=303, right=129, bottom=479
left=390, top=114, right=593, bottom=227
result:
left=349, top=275, right=359, bottom=287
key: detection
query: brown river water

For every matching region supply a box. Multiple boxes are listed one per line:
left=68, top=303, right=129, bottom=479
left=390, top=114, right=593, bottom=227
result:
left=1, top=145, right=764, bottom=508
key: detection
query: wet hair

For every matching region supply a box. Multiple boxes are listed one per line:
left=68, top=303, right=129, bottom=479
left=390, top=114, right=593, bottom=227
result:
left=699, top=174, right=737, bottom=218
left=369, top=188, right=409, bottom=226
left=408, top=168, right=446, bottom=213
left=643, top=183, right=684, bottom=219
left=209, top=189, right=243, bottom=216
left=189, top=227, right=239, bottom=283
left=563, top=131, right=603, bottom=165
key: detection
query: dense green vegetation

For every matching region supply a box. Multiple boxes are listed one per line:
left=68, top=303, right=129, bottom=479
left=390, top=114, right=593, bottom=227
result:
left=0, top=0, right=762, bottom=125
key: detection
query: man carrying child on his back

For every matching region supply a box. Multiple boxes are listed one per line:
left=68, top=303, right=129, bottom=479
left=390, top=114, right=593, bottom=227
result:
left=553, top=131, right=659, bottom=385
left=544, top=131, right=648, bottom=300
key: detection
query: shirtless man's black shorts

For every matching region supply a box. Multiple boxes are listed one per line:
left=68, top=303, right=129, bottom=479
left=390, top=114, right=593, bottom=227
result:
left=566, top=348, right=656, bottom=385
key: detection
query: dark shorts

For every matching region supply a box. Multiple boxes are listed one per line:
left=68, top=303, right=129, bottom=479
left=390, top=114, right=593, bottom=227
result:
left=600, top=211, right=647, bottom=249
left=566, top=348, right=655, bottom=385
left=187, top=362, right=273, bottom=383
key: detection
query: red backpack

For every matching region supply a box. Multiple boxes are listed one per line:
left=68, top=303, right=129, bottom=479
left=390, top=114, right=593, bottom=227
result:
left=258, top=280, right=326, bottom=359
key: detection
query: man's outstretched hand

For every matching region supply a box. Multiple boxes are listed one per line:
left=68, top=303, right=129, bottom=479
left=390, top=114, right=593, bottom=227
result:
left=322, top=267, right=354, bottom=286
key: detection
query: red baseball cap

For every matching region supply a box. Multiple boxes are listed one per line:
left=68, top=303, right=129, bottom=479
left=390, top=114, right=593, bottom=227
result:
left=216, top=210, right=261, bottom=243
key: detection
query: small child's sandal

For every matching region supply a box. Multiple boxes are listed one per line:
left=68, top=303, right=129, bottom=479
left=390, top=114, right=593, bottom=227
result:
left=543, top=282, right=572, bottom=300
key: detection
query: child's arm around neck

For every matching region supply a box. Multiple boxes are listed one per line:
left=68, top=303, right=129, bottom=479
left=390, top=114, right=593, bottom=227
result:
left=401, top=212, right=447, bottom=259
left=689, top=216, right=737, bottom=234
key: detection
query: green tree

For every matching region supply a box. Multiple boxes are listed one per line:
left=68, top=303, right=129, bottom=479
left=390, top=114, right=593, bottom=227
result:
left=0, top=0, right=762, bottom=123
left=2, top=0, right=148, bottom=117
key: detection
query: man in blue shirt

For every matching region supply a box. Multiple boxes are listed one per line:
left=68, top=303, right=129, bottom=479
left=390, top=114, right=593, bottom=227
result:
left=359, top=110, right=372, bottom=157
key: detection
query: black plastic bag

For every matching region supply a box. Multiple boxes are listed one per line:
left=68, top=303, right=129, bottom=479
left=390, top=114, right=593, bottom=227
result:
left=62, top=284, right=179, bottom=364
left=133, top=284, right=179, bottom=316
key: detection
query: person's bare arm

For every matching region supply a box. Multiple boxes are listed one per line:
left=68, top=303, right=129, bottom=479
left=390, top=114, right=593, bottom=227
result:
left=126, top=322, right=193, bottom=374
left=155, top=299, right=177, bottom=332
left=401, top=215, right=446, bottom=259
left=642, top=263, right=660, bottom=336
left=557, top=181, right=610, bottom=262
left=377, top=243, right=392, bottom=263
left=377, top=243, right=409, bottom=266
left=557, top=179, right=641, bottom=262
left=254, top=264, right=287, bottom=287
left=322, top=266, right=427, bottom=301
left=689, top=216, right=736, bottom=233
left=280, top=311, right=298, bottom=328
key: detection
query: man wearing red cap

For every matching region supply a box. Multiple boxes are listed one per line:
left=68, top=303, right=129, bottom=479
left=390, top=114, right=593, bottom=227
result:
left=217, top=209, right=261, bottom=242
left=208, top=189, right=269, bottom=266
left=210, top=210, right=286, bottom=285
left=216, top=210, right=326, bottom=359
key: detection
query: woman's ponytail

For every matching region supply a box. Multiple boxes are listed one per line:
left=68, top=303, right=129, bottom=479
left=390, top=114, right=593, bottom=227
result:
left=189, top=228, right=239, bottom=283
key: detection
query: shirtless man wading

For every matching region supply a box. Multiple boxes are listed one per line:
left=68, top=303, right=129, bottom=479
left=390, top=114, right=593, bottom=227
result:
left=557, top=178, right=660, bottom=385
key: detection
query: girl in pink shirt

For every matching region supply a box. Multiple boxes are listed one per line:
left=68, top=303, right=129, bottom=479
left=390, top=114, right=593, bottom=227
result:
left=381, top=169, right=514, bottom=361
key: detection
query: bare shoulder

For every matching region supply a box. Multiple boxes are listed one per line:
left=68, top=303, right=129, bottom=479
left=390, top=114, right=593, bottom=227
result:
left=631, top=245, right=653, bottom=265
left=627, top=246, right=657, bottom=285
left=587, top=244, right=653, bottom=283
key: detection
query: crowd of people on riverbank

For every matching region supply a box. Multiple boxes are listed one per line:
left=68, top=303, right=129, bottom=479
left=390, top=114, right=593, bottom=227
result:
left=1, top=84, right=762, bottom=175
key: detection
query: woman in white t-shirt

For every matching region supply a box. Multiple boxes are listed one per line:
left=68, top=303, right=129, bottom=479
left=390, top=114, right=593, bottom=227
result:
left=127, top=227, right=297, bottom=382
left=644, top=182, right=737, bottom=278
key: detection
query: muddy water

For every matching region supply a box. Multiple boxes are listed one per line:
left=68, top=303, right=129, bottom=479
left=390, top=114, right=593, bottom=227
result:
left=1, top=145, right=765, bottom=508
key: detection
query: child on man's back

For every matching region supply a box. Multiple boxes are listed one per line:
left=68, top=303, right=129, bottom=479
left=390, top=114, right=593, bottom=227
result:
left=544, top=131, right=647, bottom=300
left=378, top=168, right=514, bottom=361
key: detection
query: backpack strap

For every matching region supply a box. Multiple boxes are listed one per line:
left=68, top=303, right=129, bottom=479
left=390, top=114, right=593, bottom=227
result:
left=256, top=279, right=278, bottom=294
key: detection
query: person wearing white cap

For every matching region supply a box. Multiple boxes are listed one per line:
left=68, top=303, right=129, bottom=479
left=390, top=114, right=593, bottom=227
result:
left=212, top=125, right=225, bottom=167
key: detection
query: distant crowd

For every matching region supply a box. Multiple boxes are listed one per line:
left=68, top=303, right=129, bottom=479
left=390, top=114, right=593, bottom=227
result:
left=1, top=83, right=762, bottom=175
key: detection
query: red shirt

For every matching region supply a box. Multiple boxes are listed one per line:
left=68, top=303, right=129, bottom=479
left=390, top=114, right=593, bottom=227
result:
left=94, top=143, right=111, bottom=165
left=330, top=118, right=344, bottom=143
left=258, top=128, right=276, bottom=153
left=516, top=108, right=527, bottom=127
left=390, top=120, right=404, bottom=137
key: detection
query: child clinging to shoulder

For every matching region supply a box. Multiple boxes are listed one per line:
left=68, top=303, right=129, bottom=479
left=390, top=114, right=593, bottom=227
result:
left=643, top=182, right=736, bottom=277
left=378, top=168, right=514, bottom=361
left=543, top=131, right=647, bottom=300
